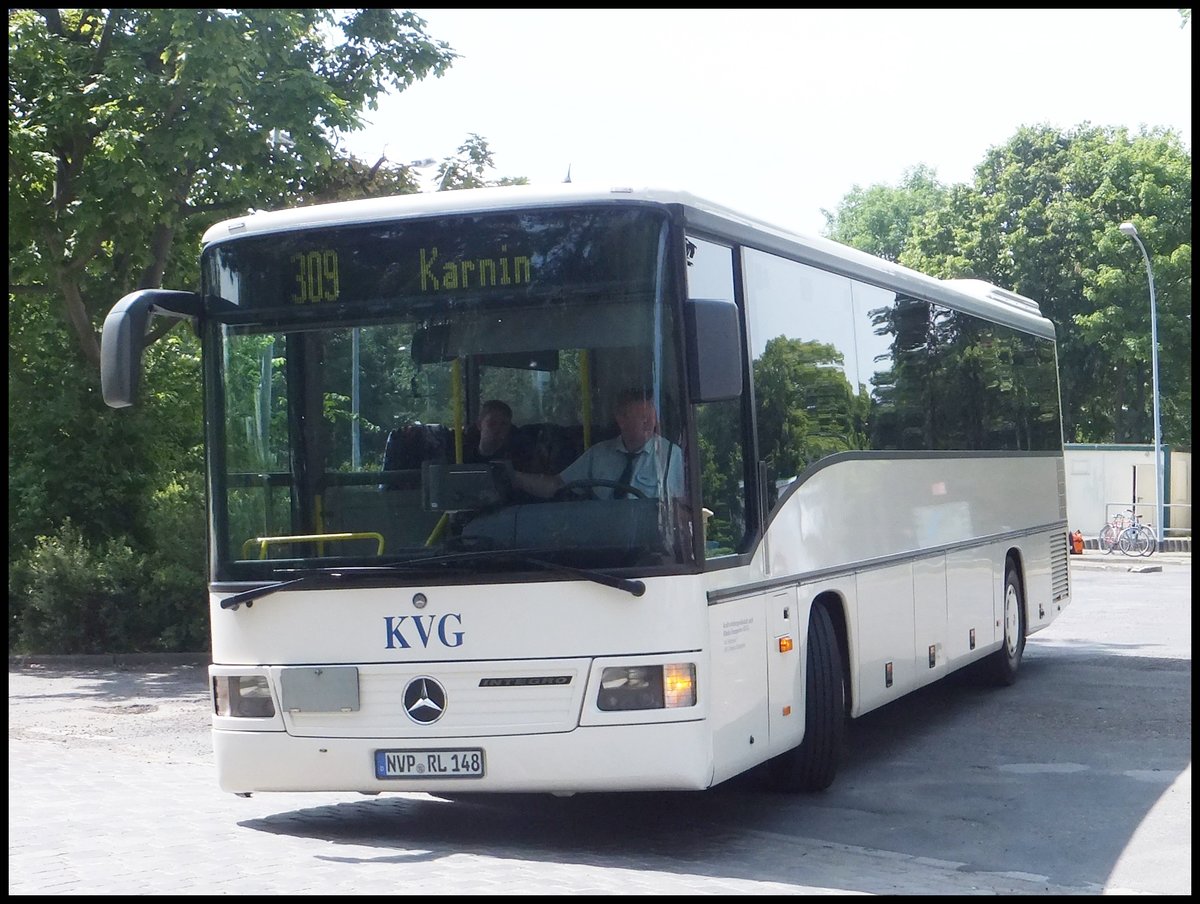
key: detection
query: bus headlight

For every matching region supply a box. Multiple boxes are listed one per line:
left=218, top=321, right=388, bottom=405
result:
left=213, top=675, right=276, bottom=718
left=597, top=663, right=696, bottom=711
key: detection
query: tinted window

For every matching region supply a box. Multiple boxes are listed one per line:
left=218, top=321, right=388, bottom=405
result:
left=742, top=248, right=1062, bottom=515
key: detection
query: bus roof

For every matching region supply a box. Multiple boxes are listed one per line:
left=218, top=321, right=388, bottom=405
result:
left=200, top=183, right=1054, bottom=337
left=200, top=183, right=740, bottom=244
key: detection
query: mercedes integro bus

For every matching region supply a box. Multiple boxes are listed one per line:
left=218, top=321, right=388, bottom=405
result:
left=101, top=184, right=1072, bottom=796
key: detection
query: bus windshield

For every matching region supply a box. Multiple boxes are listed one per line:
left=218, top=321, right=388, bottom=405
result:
left=203, top=206, right=693, bottom=582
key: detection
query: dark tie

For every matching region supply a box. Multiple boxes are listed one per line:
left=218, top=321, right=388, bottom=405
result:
left=614, top=451, right=639, bottom=499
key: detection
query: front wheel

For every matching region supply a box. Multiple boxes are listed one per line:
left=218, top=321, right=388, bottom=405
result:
left=1119, top=528, right=1153, bottom=557
left=984, top=562, right=1026, bottom=686
left=765, top=603, right=845, bottom=792
left=1138, top=526, right=1157, bottom=557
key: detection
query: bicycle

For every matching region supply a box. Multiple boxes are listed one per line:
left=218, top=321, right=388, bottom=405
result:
left=1098, top=509, right=1132, bottom=554
left=1117, top=514, right=1157, bottom=557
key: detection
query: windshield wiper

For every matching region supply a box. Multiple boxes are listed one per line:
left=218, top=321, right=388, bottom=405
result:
left=219, top=553, right=496, bottom=609
left=220, top=549, right=645, bottom=609
left=377, top=548, right=646, bottom=597
left=220, top=576, right=314, bottom=610
left=219, top=565, right=406, bottom=609
left=519, top=556, right=645, bottom=597
left=362, top=549, right=645, bottom=596
left=315, top=548, right=646, bottom=596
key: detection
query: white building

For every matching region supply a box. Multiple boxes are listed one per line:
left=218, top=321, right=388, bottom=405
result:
left=1064, top=443, right=1191, bottom=550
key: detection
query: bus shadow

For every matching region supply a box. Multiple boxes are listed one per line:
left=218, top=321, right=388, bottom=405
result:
left=239, top=645, right=1190, bottom=894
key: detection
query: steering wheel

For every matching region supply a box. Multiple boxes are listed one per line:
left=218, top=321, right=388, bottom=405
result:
left=552, top=478, right=647, bottom=501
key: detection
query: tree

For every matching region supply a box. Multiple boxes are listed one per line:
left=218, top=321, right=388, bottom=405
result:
left=9, top=8, right=457, bottom=367
left=753, top=336, right=865, bottom=480
left=8, top=9, right=469, bottom=652
left=433, top=133, right=530, bottom=192
left=823, top=124, right=1191, bottom=452
left=821, top=165, right=951, bottom=263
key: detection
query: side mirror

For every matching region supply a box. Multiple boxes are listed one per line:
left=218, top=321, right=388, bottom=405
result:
left=683, top=297, right=743, bottom=403
left=101, top=289, right=204, bottom=408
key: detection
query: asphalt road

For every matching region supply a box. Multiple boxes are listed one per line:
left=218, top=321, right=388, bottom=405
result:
left=8, top=556, right=1191, bottom=895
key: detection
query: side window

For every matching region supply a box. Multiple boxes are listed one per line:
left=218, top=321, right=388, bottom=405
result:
left=849, top=292, right=1063, bottom=453
left=743, top=249, right=863, bottom=512
left=686, top=236, right=748, bottom=559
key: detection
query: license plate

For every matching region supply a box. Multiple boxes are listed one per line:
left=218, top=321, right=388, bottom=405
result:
left=374, top=748, right=485, bottom=779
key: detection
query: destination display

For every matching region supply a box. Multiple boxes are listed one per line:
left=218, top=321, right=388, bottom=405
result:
left=202, top=208, right=665, bottom=313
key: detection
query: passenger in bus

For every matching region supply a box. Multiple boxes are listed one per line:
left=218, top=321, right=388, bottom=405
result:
left=464, top=399, right=537, bottom=471
left=511, top=388, right=683, bottom=501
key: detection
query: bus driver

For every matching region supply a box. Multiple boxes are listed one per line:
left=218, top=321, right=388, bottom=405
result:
left=512, top=388, right=683, bottom=501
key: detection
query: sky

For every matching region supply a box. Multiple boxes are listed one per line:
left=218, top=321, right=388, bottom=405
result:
left=341, top=9, right=1192, bottom=238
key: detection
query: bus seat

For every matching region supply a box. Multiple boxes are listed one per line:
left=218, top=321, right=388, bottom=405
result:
left=517, top=423, right=578, bottom=475
left=527, top=423, right=619, bottom=474
left=380, top=424, right=452, bottom=489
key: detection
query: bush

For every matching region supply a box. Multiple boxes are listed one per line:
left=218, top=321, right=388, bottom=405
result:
left=9, top=521, right=208, bottom=654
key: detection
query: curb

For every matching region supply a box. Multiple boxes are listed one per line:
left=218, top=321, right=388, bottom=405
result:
left=8, top=652, right=211, bottom=670
left=1081, top=538, right=1191, bottom=553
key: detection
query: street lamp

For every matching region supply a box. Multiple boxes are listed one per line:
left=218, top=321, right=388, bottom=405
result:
left=1118, top=221, right=1163, bottom=549
left=401, top=157, right=451, bottom=192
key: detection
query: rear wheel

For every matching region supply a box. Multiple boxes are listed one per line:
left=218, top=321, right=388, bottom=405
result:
left=984, top=562, right=1026, bottom=686
left=765, top=603, right=845, bottom=792
left=1098, top=523, right=1119, bottom=554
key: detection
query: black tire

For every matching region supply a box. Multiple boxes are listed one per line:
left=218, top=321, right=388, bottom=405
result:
left=766, top=603, right=845, bottom=792
left=1098, top=523, right=1119, bottom=554
left=984, top=562, right=1026, bottom=686
left=1139, top=526, right=1157, bottom=557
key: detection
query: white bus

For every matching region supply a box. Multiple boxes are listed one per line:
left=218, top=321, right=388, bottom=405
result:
left=102, top=185, right=1072, bottom=796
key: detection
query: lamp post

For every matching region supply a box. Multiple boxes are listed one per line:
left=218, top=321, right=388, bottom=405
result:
left=413, top=159, right=453, bottom=192
left=1118, top=222, right=1163, bottom=549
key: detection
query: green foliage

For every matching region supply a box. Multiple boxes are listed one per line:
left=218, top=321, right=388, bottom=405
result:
left=696, top=398, right=745, bottom=553
left=823, top=123, right=1191, bottom=452
left=8, top=296, right=160, bottom=555
left=822, top=165, right=951, bottom=263
left=9, top=8, right=458, bottom=366
left=6, top=9, right=476, bottom=653
left=7, top=297, right=208, bottom=653
left=754, top=337, right=866, bottom=478
left=434, top=133, right=531, bottom=192
left=10, top=521, right=208, bottom=654
left=8, top=9, right=534, bottom=653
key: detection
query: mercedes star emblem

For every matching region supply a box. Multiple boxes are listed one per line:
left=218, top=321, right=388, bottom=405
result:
left=402, top=676, right=447, bottom=724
